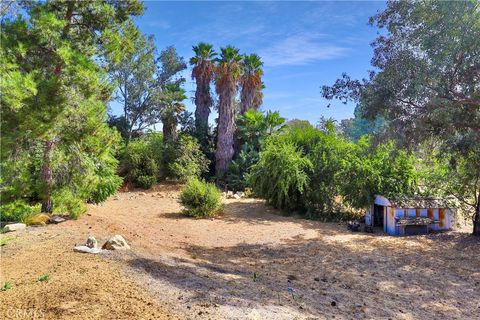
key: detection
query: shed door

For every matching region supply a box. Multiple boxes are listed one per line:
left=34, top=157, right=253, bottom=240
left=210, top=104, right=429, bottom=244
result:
left=373, top=204, right=384, bottom=227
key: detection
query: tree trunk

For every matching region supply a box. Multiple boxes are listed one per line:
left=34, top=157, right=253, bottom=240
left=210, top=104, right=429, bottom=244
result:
left=41, top=140, right=54, bottom=213
left=473, top=192, right=480, bottom=236
left=162, top=116, right=178, bottom=143
left=239, top=86, right=255, bottom=115
left=194, top=80, right=212, bottom=142
left=215, top=88, right=235, bottom=177
left=40, top=5, right=73, bottom=213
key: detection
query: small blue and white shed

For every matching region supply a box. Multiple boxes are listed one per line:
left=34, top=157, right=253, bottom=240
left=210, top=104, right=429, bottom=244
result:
left=365, top=196, right=456, bottom=236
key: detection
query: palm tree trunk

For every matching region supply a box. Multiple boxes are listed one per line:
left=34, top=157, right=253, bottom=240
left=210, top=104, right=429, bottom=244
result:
left=194, top=82, right=212, bottom=142
left=473, top=192, right=480, bottom=236
left=215, top=88, right=235, bottom=176
left=162, top=116, right=178, bottom=143
left=41, top=139, right=54, bottom=213
left=240, top=88, right=255, bottom=115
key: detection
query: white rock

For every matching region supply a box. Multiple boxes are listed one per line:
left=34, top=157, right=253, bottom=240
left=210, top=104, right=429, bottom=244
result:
left=86, top=236, right=98, bottom=248
left=73, top=245, right=103, bottom=254
left=236, top=192, right=245, bottom=198
left=3, top=223, right=26, bottom=232
left=233, top=194, right=241, bottom=199
left=102, top=235, right=130, bottom=250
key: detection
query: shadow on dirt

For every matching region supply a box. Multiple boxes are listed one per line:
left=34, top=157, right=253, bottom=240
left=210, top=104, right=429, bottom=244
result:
left=125, top=206, right=480, bottom=319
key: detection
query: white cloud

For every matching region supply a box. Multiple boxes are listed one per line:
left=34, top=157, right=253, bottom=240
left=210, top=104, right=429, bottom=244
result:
left=260, top=34, right=348, bottom=67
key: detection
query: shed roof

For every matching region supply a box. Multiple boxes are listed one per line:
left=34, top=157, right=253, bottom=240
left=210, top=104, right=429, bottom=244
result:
left=388, top=197, right=454, bottom=209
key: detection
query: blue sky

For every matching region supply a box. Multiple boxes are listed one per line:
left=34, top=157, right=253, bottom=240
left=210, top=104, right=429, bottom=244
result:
left=111, top=1, right=386, bottom=123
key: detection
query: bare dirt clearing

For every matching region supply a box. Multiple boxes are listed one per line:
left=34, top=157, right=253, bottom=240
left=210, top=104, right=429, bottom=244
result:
left=1, top=186, right=479, bottom=319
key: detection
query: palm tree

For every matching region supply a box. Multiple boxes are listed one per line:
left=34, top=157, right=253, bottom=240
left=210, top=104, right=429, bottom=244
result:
left=252, top=81, right=265, bottom=111
left=215, top=46, right=243, bottom=176
left=240, top=54, right=263, bottom=115
left=190, top=43, right=216, bottom=141
left=159, top=83, right=186, bottom=142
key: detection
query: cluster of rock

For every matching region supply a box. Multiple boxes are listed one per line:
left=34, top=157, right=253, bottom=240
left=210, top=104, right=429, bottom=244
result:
left=3, top=216, right=67, bottom=233
left=222, top=191, right=245, bottom=200
left=73, top=235, right=130, bottom=254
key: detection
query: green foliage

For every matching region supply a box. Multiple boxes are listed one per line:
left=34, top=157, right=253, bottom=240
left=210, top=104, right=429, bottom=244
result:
left=1, top=281, right=12, bottom=291
left=119, top=133, right=208, bottom=187
left=418, top=143, right=480, bottom=219
left=121, top=138, right=160, bottom=189
left=0, top=236, right=17, bottom=247
left=179, top=178, right=222, bottom=218
left=164, top=135, right=210, bottom=182
left=226, top=110, right=285, bottom=191
left=341, top=138, right=418, bottom=209
left=0, top=200, right=41, bottom=223
left=52, top=190, right=86, bottom=220
left=0, top=1, right=140, bottom=213
left=248, top=139, right=312, bottom=212
left=37, top=274, right=50, bottom=283
left=248, top=123, right=417, bottom=220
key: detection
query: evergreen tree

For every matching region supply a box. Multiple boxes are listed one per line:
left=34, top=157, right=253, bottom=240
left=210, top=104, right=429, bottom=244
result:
left=1, top=1, right=143, bottom=213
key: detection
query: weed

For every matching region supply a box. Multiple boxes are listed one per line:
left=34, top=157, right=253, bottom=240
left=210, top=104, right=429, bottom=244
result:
left=0, top=236, right=17, bottom=246
left=1, top=281, right=12, bottom=291
left=37, top=274, right=50, bottom=282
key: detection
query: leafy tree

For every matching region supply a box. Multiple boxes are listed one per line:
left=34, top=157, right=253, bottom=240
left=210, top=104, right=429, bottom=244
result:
left=214, top=46, right=243, bottom=177
left=106, top=20, right=156, bottom=145
left=1, top=1, right=142, bottom=213
left=322, top=0, right=480, bottom=234
left=248, top=139, right=312, bottom=212
left=164, top=135, right=210, bottom=182
left=190, top=42, right=216, bottom=143
left=341, top=138, right=418, bottom=209
left=240, top=54, right=263, bottom=114
left=338, top=106, right=385, bottom=142
left=227, top=110, right=285, bottom=191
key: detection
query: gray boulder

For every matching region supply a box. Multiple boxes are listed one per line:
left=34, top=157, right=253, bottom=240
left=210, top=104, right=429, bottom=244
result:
left=102, top=235, right=130, bottom=250
left=3, top=223, right=26, bottom=232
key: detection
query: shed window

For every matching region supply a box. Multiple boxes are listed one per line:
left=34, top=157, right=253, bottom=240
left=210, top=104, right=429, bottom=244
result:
left=407, top=209, right=416, bottom=217
left=419, top=209, right=428, bottom=217
left=395, top=209, right=404, bottom=218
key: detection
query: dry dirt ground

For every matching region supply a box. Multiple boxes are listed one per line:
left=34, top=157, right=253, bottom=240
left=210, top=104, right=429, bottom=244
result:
left=1, top=184, right=480, bottom=320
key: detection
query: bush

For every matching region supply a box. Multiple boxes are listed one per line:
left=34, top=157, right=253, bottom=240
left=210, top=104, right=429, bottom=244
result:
left=164, top=135, right=209, bottom=182
left=247, top=139, right=312, bottom=212
left=121, top=139, right=159, bottom=188
left=179, top=178, right=222, bottom=218
left=52, top=189, right=86, bottom=219
left=0, top=200, right=41, bottom=223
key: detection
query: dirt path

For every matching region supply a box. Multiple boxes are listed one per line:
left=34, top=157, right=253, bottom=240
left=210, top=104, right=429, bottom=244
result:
left=1, top=186, right=480, bottom=319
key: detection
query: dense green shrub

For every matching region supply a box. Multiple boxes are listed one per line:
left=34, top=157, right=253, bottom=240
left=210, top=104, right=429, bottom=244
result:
left=119, top=133, right=208, bottom=187
left=340, top=138, right=418, bottom=209
left=0, top=200, right=41, bottom=223
left=52, top=189, right=87, bottom=219
left=121, top=139, right=160, bottom=188
left=164, top=135, right=210, bottom=182
left=248, top=139, right=312, bottom=211
left=1, top=134, right=121, bottom=217
left=226, top=110, right=285, bottom=191
left=179, top=178, right=222, bottom=217
left=248, top=121, right=418, bottom=220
